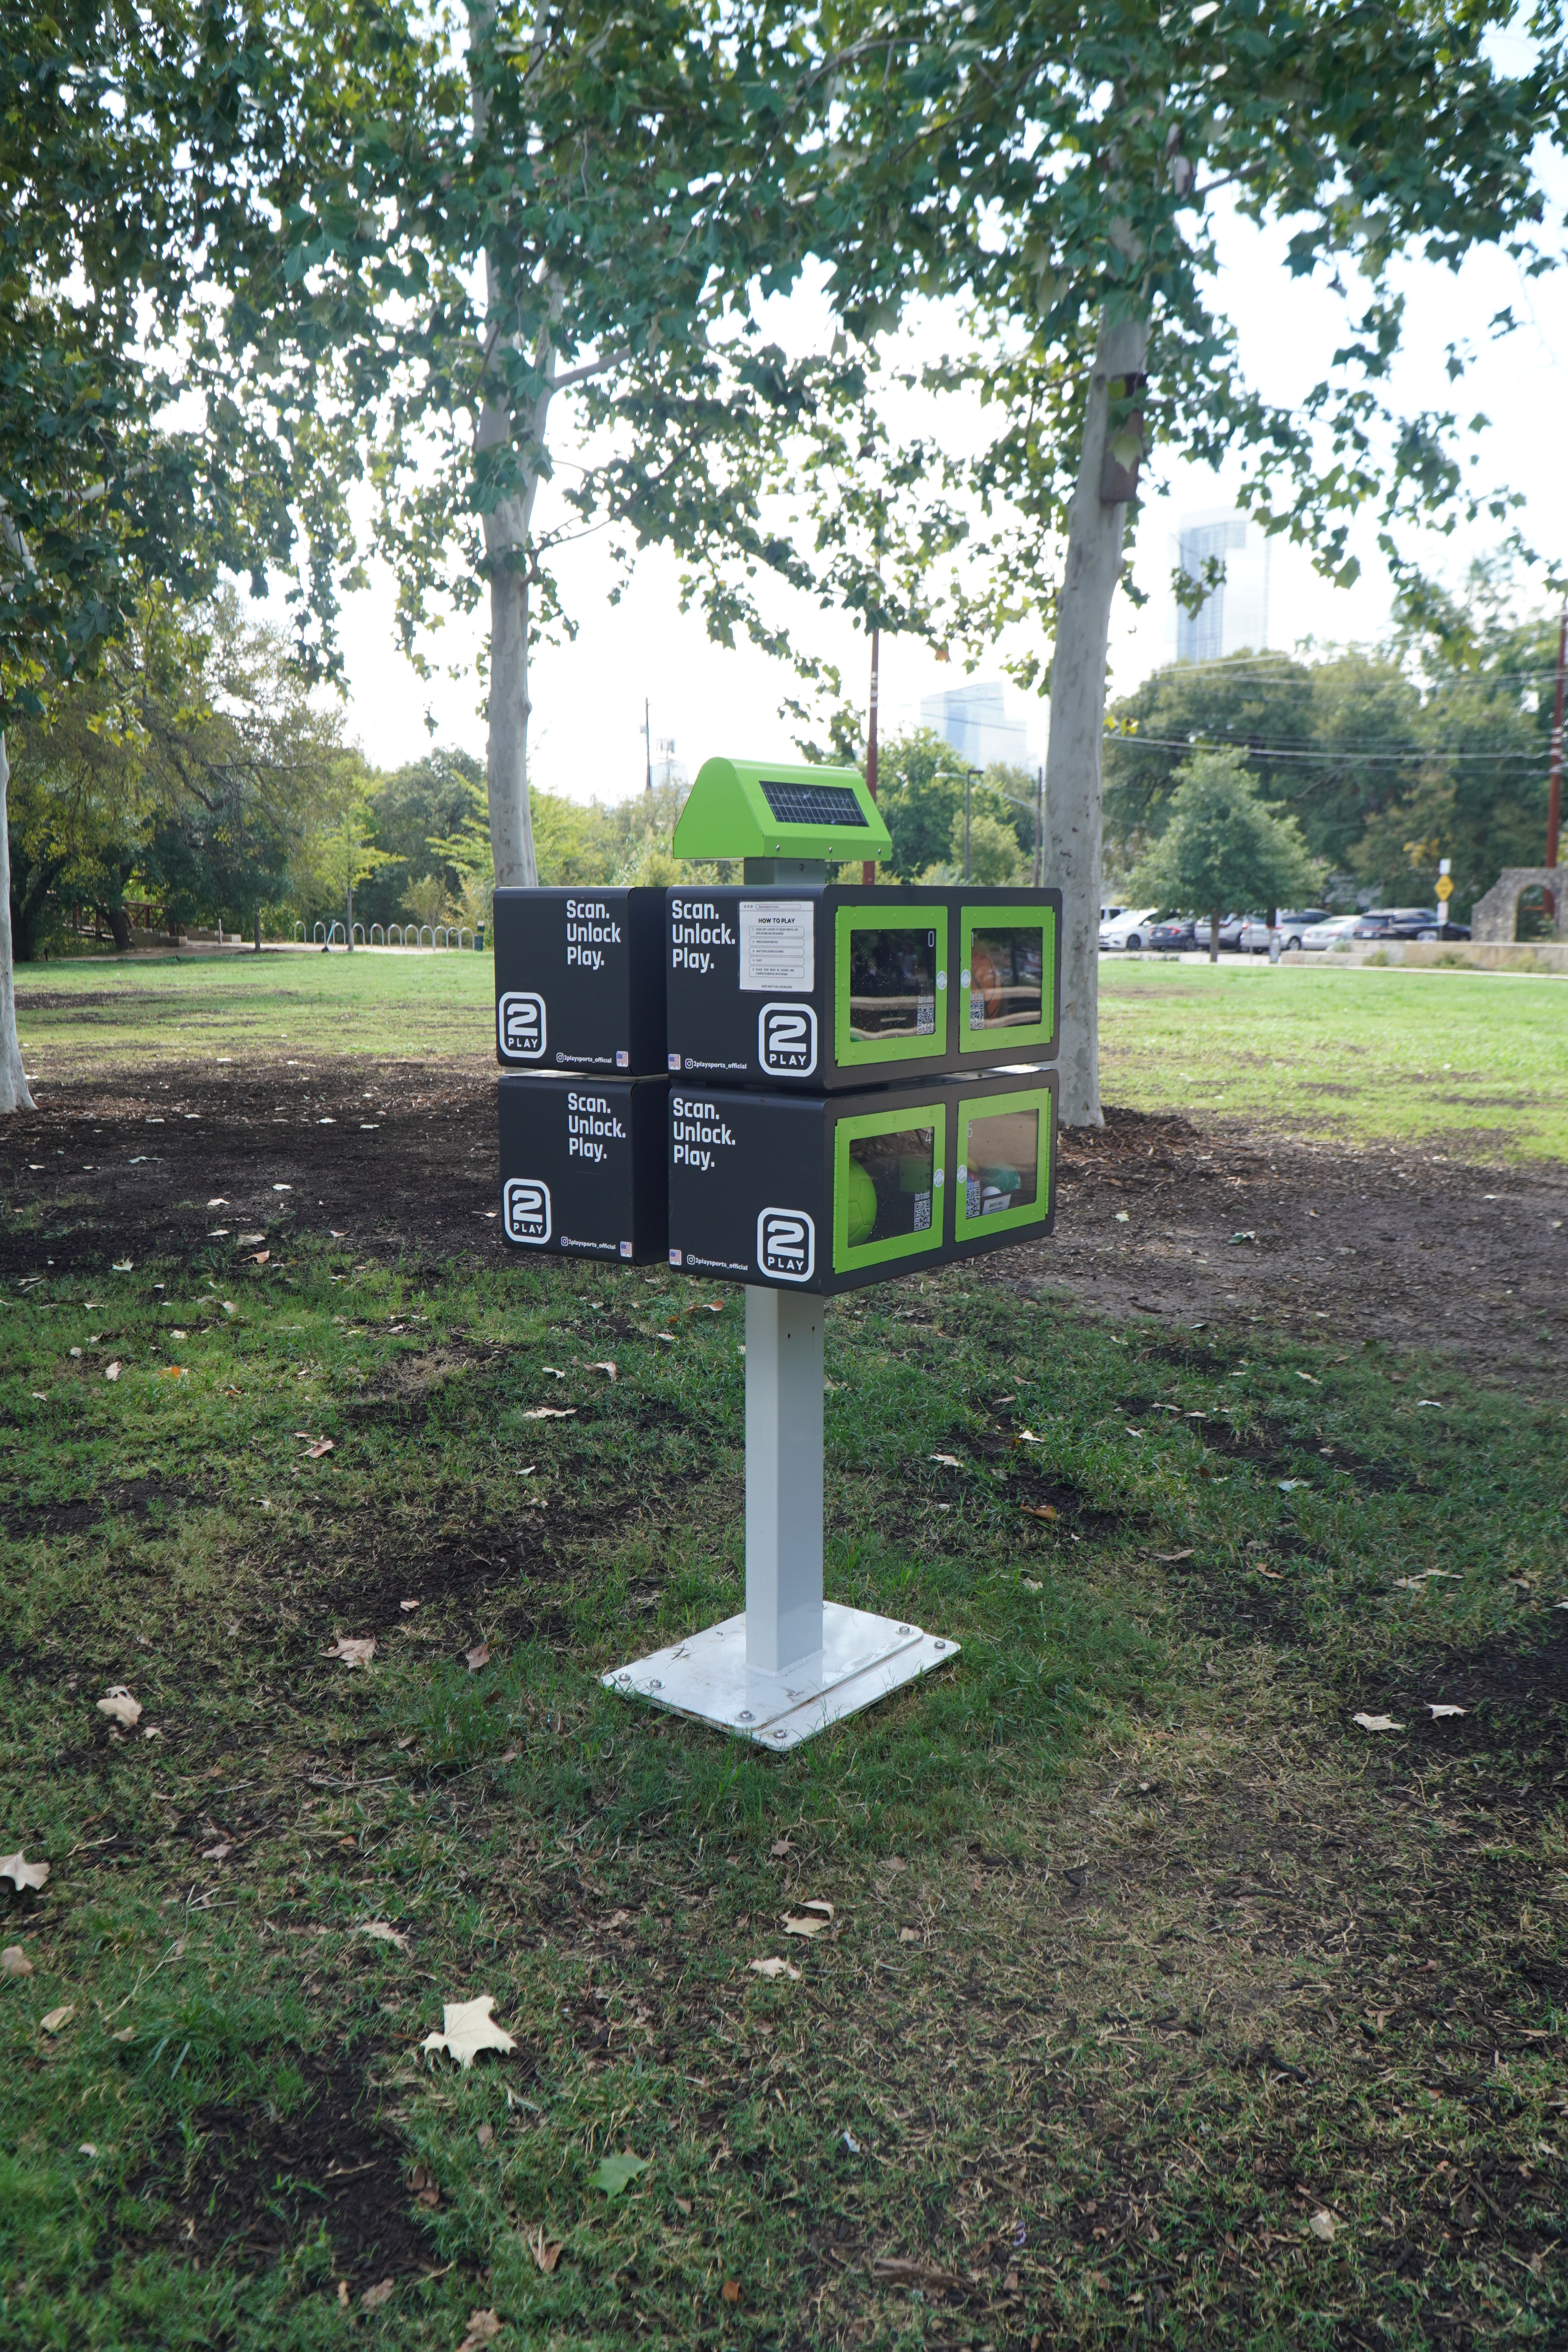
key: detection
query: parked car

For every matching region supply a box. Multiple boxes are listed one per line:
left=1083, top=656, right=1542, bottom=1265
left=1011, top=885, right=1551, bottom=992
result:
left=1147, top=914, right=1199, bottom=950
left=1215, top=912, right=1250, bottom=951
left=1237, top=908, right=1331, bottom=953
left=1414, top=920, right=1471, bottom=942
left=1098, top=906, right=1162, bottom=951
left=1301, top=915, right=1362, bottom=951
left=1352, top=907, right=1439, bottom=940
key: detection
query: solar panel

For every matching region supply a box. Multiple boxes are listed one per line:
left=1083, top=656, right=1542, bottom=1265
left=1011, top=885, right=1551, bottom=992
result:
left=759, top=779, right=869, bottom=829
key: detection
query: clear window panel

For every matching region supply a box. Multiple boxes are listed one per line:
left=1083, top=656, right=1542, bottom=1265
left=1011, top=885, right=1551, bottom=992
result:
left=964, top=1109, right=1040, bottom=1220
left=848, top=928, right=937, bottom=1040
left=846, top=1126, right=935, bottom=1247
left=968, top=926, right=1044, bottom=1032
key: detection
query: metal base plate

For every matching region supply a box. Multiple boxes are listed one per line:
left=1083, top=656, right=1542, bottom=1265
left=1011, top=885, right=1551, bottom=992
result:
left=602, top=1602, right=960, bottom=1751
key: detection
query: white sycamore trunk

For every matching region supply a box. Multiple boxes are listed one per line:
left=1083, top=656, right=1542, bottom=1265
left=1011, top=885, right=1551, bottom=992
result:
left=1043, top=314, right=1149, bottom=1126
left=0, top=731, right=37, bottom=1114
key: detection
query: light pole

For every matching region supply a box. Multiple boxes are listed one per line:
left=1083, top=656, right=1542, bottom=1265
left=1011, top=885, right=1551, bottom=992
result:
left=964, top=768, right=981, bottom=882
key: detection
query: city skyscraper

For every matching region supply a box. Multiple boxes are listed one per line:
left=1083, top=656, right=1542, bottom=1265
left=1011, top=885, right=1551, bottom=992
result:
left=1171, top=509, right=1271, bottom=662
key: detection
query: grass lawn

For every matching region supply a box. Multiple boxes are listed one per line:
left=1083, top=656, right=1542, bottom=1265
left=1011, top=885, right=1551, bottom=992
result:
left=13, top=949, right=497, bottom=1077
left=2, top=955, right=1566, bottom=2349
left=1099, top=960, right=1568, bottom=1163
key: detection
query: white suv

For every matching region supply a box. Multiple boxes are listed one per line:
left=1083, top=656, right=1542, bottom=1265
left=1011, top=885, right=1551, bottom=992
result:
left=1098, top=907, right=1162, bottom=952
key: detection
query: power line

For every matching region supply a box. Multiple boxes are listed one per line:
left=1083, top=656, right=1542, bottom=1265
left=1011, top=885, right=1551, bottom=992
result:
left=1105, top=732, right=1547, bottom=766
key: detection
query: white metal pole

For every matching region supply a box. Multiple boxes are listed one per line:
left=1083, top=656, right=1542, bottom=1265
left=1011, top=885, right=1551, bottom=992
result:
left=744, top=1284, right=824, bottom=1673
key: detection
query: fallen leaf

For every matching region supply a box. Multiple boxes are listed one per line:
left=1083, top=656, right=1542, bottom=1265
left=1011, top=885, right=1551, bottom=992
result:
left=456, top=2308, right=505, bottom=2351
left=201, top=1841, right=231, bottom=1863
left=410, top=2163, right=441, bottom=2208
left=464, top=1642, right=493, bottom=1674
left=784, top=1913, right=830, bottom=1939
left=722, top=2278, right=741, bottom=2305
left=96, top=1686, right=142, bottom=1728
left=519, top=1406, right=576, bottom=1420
left=477, top=2122, right=494, bottom=2148
left=247, top=1251, right=270, bottom=1265
left=749, top=1957, right=800, bottom=1981
left=898, top=1927, right=922, bottom=1944
left=1425, top=1703, right=1466, bottom=1719
left=105, top=1361, right=121, bottom=1382
left=1, top=1944, right=33, bottom=1975
left=1276, top=1479, right=1306, bottom=1493
left=1295, top=1370, right=1319, bottom=1383
left=1307, top=2209, right=1337, bottom=2242
left=1227, top=1230, right=1256, bottom=1244
left=78, top=2142, right=98, bottom=2158
left=1020, top=1503, right=1058, bottom=1521
left=769, top=1836, right=795, bottom=1858
left=41, top=2004, right=75, bottom=2033
left=400, top=1598, right=422, bottom=1612
left=929, top=1453, right=964, bottom=1468
left=360, top=2279, right=396, bottom=2311
left=1155, top=1549, right=1195, bottom=1562
left=590, top=2151, right=651, bottom=2198
left=872, top=2256, right=965, bottom=2292
left=357, top=1920, right=411, bottom=1952
left=655, top=1332, right=677, bottom=1344
left=321, top=1635, right=376, bottom=1670
left=1113, top=1210, right=1129, bottom=1223
left=1016, top=1428, right=1044, bottom=1444
left=304, top=1437, right=334, bottom=1459
left=584, top=1360, right=617, bottom=1381
left=674, top=2196, right=693, bottom=2215
left=1352, top=1713, right=1404, bottom=1733
left=112, top=1260, right=132, bottom=1272
left=525, top=2224, right=563, bottom=2274
left=1022, top=1576, right=1042, bottom=1591
left=421, top=1993, right=516, bottom=2069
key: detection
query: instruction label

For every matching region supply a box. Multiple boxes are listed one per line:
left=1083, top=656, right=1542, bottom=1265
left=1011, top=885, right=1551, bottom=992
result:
left=739, top=900, right=814, bottom=993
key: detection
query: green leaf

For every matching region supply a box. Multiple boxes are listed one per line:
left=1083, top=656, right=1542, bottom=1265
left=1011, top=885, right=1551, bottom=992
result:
left=590, top=2152, right=651, bottom=2198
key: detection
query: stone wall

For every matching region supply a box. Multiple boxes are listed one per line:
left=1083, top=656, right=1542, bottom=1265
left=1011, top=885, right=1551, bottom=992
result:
left=1469, top=867, right=1568, bottom=945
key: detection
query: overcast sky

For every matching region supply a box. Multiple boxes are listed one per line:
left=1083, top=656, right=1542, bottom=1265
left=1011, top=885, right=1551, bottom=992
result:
left=314, top=116, right=1568, bottom=803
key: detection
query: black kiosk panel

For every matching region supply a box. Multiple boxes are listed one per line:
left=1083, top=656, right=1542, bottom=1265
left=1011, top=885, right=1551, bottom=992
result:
left=494, top=886, right=666, bottom=1074
left=498, top=1073, right=669, bottom=1265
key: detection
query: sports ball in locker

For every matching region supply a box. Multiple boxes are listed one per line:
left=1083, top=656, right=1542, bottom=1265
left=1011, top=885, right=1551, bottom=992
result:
left=845, top=1156, right=878, bottom=1246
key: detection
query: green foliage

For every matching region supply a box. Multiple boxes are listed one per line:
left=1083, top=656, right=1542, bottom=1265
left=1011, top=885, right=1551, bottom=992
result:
left=1105, top=585, right=1559, bottom=913
left=875, top=730, right=1033, bottom=880
left=1129, top=747, right=1321, bottom=931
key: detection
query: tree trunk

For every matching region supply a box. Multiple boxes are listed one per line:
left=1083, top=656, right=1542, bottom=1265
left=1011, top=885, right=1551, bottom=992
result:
left=1043, top=313, right=1149, bottom=1126
left=1209, top=910, right=1219, bottom=964
left=0, top=733, right=37, bottom=1114
left=98, top=901, right=133, bottom=951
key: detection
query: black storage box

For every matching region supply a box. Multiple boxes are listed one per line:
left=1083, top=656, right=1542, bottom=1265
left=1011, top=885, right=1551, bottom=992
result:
left=667, top=1065, right=1057, bottom=1295
left=498, top=1073, right=670, bottom=1265
left=494, top=886, right=666, bottom=1074
left=665, top=883, right=1060, bottom=1090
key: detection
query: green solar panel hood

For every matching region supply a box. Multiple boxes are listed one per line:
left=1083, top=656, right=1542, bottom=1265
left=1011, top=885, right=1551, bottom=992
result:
left=671, top=757, right=893, bottom=863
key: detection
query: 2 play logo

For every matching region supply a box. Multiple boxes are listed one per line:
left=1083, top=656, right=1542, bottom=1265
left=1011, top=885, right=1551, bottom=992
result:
left=498, top=990, right=547, bottom=1060
left=758, top=1001, right=818, bottom=1076
left=503, top=1179, right=552, bottom=1245
left=757, top=1207, right=815, bottom=1283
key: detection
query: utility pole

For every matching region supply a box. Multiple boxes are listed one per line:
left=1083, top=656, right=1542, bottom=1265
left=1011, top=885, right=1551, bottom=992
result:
left=965, top=768, right=981, bottom=883
left=862, top=627, right=880, bottom=886
left=1547, top=598, right=1566, bottom=878
left=643, top=699, right=653, bottom=795
left=1033, top=764, right=1044, bottom=887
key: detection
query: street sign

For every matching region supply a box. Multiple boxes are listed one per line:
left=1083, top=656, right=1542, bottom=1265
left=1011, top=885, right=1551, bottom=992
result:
left=1436, top=875, right=1454, bottom=902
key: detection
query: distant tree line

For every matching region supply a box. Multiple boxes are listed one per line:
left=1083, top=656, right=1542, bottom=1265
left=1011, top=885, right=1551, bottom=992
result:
left=1102, top=583, right=1561, bottom=921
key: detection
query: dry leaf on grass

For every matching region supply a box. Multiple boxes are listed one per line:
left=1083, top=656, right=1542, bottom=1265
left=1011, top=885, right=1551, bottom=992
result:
left=421, top=1994, right=516, bottom=2069
left=321, top=1634, right=376, bottom=1670
left=456, top=2308, right=505, bottom=2350
left=464, top=1643, right=492, bottom=1673
left=749, top=1957, right=800, bottom=1981
left=1, top=1944, right=33, bottom=1975
left=722, top=2279, right=741, bottom=2305
left=583, top=1360, right=617, bottom=1381
left=400, top=1598, right=422, bottom=1613
left=1307, top=2209, right=1338, bottom=2242
left=768, top=1836, right=794, bottom=1858
left=1352, top=1712, right=1403, bottom=1733
left=929, top=1453, right=964, bottom=1469
left=410, top=2164, right=441, bottom=2209
left=96, top=1686, right=142, bottom=1728
left=303, top=1437, right=334, bottom=1459
left=783, top=1901, right=833, bottom=1939
left=360, top=2280, right=396, bottom=2311
left=524, top=2224, right=563, bottom=2274
left=1155, top=1548, right=1195, bottom=1562
left=104, top=1361, right=121, bottom=1381
left=356, top=1920, right=410, bottom=1952
left=1425, top=1703, right=1466, bottom=1719
left=40, top=2004, right=75, bottom=2033
left=247, top=1251, right=270, bottom=1266
left=201, top=1841, right=231, bottom=1863
left=1020, top=1503, right=1058, bottom=1521
left=871, top=2256, right=965, bottom=2292
left=519, top=1406, right=576, bottom=1420
left=1393, top=1570, right=1460, bottom=1590
left=898, top=1927, right=923, bottom=1944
